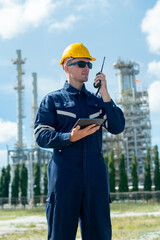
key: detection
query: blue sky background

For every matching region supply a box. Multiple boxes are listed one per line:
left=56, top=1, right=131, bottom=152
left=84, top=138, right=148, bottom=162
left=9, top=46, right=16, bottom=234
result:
left=0, top=0, right=160, bottom=168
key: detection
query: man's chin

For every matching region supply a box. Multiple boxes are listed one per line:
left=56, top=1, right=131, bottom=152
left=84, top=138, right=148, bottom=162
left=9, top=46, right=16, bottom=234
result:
left=82, top=77, right=88, bottom=82
left=81, top=80, right=88, bottom=84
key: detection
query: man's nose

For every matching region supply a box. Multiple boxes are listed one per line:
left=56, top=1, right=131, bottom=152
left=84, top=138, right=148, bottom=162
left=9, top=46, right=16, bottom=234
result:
left=84, top=64, right=89, bottom=70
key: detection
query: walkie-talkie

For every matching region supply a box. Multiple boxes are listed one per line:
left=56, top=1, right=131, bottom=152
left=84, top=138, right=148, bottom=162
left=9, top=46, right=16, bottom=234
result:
left=94, top=57, right=106, bottom=95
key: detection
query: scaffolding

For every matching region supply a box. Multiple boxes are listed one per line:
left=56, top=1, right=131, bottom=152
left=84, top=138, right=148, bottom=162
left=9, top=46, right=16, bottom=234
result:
left=103, top=58, right=151, bottom=186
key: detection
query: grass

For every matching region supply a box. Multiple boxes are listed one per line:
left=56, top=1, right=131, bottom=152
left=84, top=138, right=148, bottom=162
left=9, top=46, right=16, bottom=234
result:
left=0, top=202, right=160, bottom=239
left=110, top=201, right=160, bottom=213
left=0, top=229, right=48, bottom=240
left=0, top=206, right=45, bottom=220
left=110, top=201, right=160, bottom=240
left=112, top=215, right=160, bottom=240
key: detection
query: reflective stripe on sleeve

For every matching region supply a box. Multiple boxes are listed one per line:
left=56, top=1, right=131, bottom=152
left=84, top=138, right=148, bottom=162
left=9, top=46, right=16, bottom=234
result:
left=34, top=125, right=55, bottom=140
left=103, top=114, right=108, bottom=128
left=57, top=110, right=76, bottom=118
left=103, top=114, right=107, bottom=120
left=89, top=110, right=102, bottom=119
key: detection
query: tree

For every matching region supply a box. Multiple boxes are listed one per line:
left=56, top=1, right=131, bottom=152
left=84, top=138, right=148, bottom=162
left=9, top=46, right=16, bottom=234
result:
left=131, top=154, right=138, bottom=191
left=11, top=164, right=20, bottom=204
left=0, top=168, right=6, bottom=197
left=34, top=163, right=41, bottom=203
left=0, top=172, right=1, bottom=197
left=0, top=165, right=10, bottom=203
left=153, top=145, right=160, bottom=190
left=20, top=162, right=28, bottom=205
left=119, top=153, right=128, bottom=192
left=104, top=155, right=108, bottom=166
left=44, top=163, right=48, bottom=195
left=144, top=148, right=152, bottom=191
left=5, top=165, right=11, bottom=198
left=108, top=150, right=116, bottom=192
left=0, top=177, right=1, bottom=198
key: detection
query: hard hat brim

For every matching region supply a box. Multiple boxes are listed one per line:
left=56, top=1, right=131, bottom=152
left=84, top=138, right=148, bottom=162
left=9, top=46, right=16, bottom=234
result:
left=60, top=56, right=96, bottom=66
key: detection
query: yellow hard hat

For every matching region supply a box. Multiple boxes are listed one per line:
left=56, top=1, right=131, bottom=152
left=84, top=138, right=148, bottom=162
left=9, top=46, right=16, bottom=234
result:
left=60, top=43, right=96, bottom=65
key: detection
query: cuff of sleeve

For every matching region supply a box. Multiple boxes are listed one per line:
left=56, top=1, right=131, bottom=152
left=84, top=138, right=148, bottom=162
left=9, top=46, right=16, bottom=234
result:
left=61, top=132, right=72, bottom=146
left=103, top=99, right=116, bottom=109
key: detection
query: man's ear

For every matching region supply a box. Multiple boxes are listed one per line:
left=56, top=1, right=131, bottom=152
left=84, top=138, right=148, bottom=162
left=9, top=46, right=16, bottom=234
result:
left=64, top=65, right=69, bottom=73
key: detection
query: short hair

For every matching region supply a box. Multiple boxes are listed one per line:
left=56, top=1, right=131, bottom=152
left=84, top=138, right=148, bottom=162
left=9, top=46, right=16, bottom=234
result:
left=63, top=57, right=75, bottom=67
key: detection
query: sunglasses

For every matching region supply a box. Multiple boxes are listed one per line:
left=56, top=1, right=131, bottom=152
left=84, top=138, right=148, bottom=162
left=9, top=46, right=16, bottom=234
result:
left=67, top=61, right=92, bottom=69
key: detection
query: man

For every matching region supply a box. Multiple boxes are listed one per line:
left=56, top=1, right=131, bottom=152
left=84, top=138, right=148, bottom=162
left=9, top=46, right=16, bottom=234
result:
left=34, top=43, right=125, bottom=240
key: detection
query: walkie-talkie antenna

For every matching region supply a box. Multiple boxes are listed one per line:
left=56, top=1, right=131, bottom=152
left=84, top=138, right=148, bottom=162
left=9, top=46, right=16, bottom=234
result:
left=95, top=57, right=106, bottom=96
left=100, top=57, right=106, bottom=72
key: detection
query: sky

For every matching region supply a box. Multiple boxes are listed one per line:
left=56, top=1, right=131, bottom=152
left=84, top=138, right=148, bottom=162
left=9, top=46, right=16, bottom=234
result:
left=0, top=0, right=160, bottom=168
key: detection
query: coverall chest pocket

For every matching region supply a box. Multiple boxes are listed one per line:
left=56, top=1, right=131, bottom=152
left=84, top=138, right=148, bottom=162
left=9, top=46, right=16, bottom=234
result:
left=87, top=101, right=103, bottom=119
left=54, top=101, right=76, bottom=128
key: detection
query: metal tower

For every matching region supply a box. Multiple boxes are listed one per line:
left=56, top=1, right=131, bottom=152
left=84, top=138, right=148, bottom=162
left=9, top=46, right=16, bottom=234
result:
left=31, top=72, right=38, bottom=148
left=13, top=50, right=26, bottom=149
left=113, top=58, right=151, bottom=185
left=8, top=50, right=57, bottom=205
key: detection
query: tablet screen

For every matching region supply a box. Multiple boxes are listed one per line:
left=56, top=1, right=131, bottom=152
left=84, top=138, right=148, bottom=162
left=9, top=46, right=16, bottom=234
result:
left=71, top=118, right=105, bottom=130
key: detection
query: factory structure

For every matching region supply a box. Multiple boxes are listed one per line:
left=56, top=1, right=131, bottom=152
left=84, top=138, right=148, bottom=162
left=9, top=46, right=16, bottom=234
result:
left=7, top=51, right=152, bottom=203
left=8, top=50, right=52, bottom=204
left=103, top=58, right=151, bottom=185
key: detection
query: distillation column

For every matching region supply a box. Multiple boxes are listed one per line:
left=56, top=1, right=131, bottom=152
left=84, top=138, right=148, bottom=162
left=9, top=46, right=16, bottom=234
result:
left=30, top=73, right=45, bottom=196
left=31, top=72, right=38, bottom=148
left=114, top=59, right=151, bottom=185
left=9, top=50, right=26, bottom=204
left=13, top=50, right=26, bottom=149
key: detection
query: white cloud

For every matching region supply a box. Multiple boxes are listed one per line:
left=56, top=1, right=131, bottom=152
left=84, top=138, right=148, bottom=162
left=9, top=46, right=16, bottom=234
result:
left=0, top=119, right=17, bottom=143
left=147, top=60, right=160, bottom=78
left=49, top=14, right=81, bottom=31
left=0, top=0, right=111, bottom=39
left=141, top=0, right=160, bottom=54
left=77, top=0, right=97, bottom=11
left=148, top=81, right=160, bottom=113
left=76, top=0, right=110, bottom=12
left=0, top=0, right=55, bottom=39
left=23, top=0, right=53, bottom=26
left=0, top=150, right=8, bottom=169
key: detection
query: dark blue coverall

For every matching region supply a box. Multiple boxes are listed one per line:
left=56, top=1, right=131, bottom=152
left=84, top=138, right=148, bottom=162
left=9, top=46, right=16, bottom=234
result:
left=34, top=81, right=125, bottom=240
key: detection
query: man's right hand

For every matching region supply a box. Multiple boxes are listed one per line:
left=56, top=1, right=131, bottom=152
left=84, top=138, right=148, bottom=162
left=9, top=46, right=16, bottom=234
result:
left=69, top=124, right=100, bottom=142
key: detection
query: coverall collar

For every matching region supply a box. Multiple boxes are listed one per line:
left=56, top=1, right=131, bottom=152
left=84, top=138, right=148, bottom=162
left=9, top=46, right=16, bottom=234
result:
left=64, top=81, right=89, bottom=96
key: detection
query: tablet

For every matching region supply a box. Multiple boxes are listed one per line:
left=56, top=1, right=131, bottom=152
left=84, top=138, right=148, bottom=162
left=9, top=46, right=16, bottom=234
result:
left=71, top=118, right=105, bottom=130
